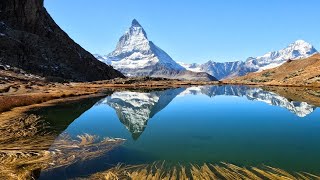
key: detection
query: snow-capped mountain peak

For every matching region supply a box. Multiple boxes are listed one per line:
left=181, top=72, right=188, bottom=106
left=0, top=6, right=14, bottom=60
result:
left=290, top=39, right=313, bottom=49
left=257, top=40, right=316, bottom=60
left=246, top=40, right=318, bottom=71
left=110, top=19, right=150, bottom=60
left=98, top=19, right=186, bottom=72
left=286, top=40, right=317, bottom=57
left=94, top=19, right=218, bottom=80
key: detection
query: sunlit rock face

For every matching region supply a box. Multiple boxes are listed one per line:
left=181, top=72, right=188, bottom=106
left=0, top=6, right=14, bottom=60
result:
left=98, top=88, right=185, bottom=139
left=181, top=86, right=316, bottom=117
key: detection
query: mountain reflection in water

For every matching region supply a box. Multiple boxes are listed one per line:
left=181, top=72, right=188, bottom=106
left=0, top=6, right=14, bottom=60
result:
left=98, top=88, right=185, bottom=139
left=98, top=86, right=316, bottom=139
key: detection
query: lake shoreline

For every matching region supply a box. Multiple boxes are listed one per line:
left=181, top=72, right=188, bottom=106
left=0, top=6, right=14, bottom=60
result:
left=0, top=78, right=219, bottom=115
left=1, top=78, right=320, bottom=122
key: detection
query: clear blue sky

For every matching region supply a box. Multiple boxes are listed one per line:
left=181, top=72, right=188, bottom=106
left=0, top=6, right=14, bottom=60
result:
left=45, top=0, right=320, bottom=63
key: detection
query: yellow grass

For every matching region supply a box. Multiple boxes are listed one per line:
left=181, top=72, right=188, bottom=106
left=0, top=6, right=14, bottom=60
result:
left=88, top=162, right=320, bottom=180
left=0, top=132, right=125, bottom=180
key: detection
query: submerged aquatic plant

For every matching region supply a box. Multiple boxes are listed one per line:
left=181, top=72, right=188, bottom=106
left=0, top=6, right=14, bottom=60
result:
left=88, top=161, right=320, bottom=180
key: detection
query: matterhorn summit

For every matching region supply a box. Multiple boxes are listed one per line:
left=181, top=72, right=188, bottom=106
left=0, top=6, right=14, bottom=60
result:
left=96, top=19, right=216, bottom=81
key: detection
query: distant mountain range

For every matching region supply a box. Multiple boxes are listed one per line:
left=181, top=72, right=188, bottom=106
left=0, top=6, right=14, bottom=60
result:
left=95, top=19, right=216, bottom=81
left=179, top=40, right=318, bottom=80
left=95, top=19, right=318, bottom=81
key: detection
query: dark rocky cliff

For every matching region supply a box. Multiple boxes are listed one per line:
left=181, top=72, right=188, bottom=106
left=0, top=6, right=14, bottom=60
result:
left=0, top=0, right=124, bottom=81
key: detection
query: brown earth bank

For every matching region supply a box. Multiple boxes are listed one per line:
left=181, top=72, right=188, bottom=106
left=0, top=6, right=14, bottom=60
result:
left=225, top=54, right=320, bottom=88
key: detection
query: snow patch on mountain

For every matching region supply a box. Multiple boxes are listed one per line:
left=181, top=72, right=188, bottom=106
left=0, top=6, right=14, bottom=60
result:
left=178, top=62, right=203, bottom=72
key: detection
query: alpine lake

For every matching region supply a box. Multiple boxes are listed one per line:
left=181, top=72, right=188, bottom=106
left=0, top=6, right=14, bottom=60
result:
left=1, top=85, right=320, bottom=179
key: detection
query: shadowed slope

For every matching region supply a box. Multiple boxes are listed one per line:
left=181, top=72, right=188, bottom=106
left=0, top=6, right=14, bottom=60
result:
left=0, top=0, right=124, bottom=81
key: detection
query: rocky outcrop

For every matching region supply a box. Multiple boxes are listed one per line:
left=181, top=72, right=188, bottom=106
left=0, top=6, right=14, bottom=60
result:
left=0, top=0, right=124, bottom=81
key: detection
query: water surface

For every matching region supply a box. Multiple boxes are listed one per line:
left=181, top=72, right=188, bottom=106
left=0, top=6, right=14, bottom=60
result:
left=35, top=85, right=320, bottom=178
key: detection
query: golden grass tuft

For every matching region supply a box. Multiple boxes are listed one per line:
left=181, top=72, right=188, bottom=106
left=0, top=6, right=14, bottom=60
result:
left=88, top=162, right=320, bottom=180
left=0, top=131, right=125, bottom=180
